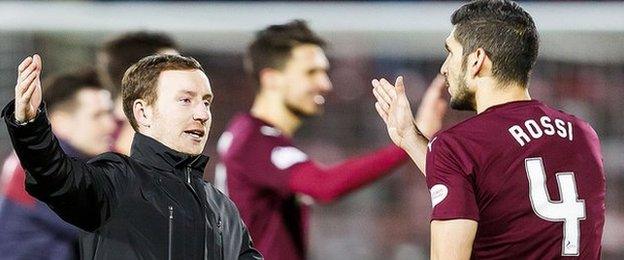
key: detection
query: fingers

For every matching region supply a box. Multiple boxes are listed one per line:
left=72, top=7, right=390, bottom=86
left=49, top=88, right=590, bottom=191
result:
left=372, top=87, right=389, bottom=109
left=375, top=102, right=389, bottom=124
left=378, top=78, right=398, bottom=100
left=429, top=74, right=446, bottom=91
left=32, top=54, right=42, bottom=72
left=22, top=77, right=39, bottom=102
left=372, top=80, right=391, bottom=107
left=18, top=57, right=33, bottom=73
left=17, top=73, right=38, bottom=97
left=394, top=76, right=405, bottom=95
left=423, top=74, right=446, bottom=101
left=18, top=58, right=38, bottom=83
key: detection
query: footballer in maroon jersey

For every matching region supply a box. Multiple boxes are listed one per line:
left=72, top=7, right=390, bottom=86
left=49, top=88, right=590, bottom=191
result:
left=216, top=20, right=447, bottom=260
left=372, top=0, right=605, bottom=259
left=426, top=100, right=604, bottom=259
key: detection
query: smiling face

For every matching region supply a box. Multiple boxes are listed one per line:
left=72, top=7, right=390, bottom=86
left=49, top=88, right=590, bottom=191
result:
left=279, top=44, right=332, bottom=118
left=144, top=70, right=213, bottom=155
left=440, top=28, right=476, bottom=111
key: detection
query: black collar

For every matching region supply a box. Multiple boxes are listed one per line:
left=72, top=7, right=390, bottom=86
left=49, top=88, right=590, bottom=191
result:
left=130, top=133, right=209, bottom=178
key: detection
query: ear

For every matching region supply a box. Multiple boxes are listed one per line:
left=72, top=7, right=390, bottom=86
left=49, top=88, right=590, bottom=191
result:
left=258, top=68, right=284, bottom=91
left=133, top=99, right=153, bottom=130
left=468, top=48, right=488, bottom=79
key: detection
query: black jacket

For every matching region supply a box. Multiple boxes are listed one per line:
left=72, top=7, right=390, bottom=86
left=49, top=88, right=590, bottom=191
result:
left=2, top=101, right=262, bottom=260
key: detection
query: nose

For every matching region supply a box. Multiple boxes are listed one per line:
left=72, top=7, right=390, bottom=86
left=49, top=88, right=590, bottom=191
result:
left=193, top=104, right=211, bottom=124
left=318, top=73, right=332, bottom=93
left=440, top=58, right=449, bottom=76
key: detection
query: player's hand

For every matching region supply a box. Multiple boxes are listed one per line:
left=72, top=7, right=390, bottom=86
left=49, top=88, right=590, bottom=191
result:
left=415, top=75, right=448, bottom=138
left=372, top=76, right=419, bottom=149
left=15, top=55, right=43, bottom=123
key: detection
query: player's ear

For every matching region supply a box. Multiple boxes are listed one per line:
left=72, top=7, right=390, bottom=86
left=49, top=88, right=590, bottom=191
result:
left=468, top=48, right=487, bottom=79
left=133, top=99, right=153, bottom=129
left=259, top=68, right=284, bottom=92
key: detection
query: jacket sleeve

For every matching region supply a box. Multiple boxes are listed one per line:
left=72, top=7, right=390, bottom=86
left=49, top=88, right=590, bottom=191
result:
left=2, top=100, right=130, bottom=231
left=238, top=222, right=263, bottom=260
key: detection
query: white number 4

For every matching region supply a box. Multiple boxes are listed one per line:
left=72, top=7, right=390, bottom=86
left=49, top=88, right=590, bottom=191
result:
left=525, top=157, right=586, bottom=256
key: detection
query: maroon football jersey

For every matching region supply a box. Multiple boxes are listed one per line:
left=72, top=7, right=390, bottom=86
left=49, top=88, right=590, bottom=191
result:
left=426, top=100, right=605, bottom=259
left=216, top=114, right=311, bottom=260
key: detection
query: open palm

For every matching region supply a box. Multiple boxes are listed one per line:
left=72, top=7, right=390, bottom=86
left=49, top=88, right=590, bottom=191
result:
left=15, top=55, right=43, bottom=123
left=372, top=76, right=418, bottom=149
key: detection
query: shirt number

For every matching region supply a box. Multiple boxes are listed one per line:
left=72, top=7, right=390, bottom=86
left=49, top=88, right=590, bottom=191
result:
left=525, top=157, right=586, bottom=256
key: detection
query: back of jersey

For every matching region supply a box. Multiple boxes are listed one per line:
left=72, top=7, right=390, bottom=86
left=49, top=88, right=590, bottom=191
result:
left=426, top=100, right=605, bottom=259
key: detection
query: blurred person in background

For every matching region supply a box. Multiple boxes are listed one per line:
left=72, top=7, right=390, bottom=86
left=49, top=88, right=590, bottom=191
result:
left=0, top=68, right=116, bottom=259
left=96, top=31, right=179, bottom=155
left=373, top=0, right=605, bottom=259
left=4, top=54, right=261, bottom=259
left=216, top=20, right=447, bottom=260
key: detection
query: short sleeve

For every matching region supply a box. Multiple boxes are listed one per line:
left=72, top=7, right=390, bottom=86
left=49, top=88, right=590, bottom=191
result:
left=425, top=134, right=479, bottom=221
left=223, top=129, right=311, bottom=198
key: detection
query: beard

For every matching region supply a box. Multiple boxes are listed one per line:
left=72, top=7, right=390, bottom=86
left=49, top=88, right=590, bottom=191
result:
left=285, top=100, right=317, bottom=119
left=448, top=70, right=476, bottom=111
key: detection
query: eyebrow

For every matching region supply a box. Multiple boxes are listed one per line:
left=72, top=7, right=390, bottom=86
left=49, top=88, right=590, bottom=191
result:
left=179, top=90, right=213, bottom=100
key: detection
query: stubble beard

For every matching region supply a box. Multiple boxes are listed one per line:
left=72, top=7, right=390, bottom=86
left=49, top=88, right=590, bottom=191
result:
left=285, top=99, right=317, bottom=119
left=448, top=69, right=476, bottom=111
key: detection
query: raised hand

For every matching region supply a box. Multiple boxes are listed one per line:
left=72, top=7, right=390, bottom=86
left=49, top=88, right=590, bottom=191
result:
left=415, top=75, right=448, bottom=138
left=15, top=54, right=43, bottom=123
left=372, top=76, right=419, bottom=149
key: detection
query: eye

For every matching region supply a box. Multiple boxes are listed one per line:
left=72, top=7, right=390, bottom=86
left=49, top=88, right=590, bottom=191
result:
left=203, top=100, right=211, bottom=107
left=179, top=98, right=192, bottom=105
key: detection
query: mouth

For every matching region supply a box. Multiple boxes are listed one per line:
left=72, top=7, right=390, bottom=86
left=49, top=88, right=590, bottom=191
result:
left=313, top=95, right=325, bottom=105
left=183, top=129, right=205, bottom=142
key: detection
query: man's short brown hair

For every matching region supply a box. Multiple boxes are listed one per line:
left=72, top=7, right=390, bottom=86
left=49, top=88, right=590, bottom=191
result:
left=245, top=20, right=326, bottom=87
left=122, top=54, right=203, bottom=131
left=451, top=0, right=539, bottom=86
left=97, top=31, right=178, bottom=99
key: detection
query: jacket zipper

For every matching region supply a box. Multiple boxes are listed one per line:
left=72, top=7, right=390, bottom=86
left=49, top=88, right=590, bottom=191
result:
left=218, top=216, right=224, bottom=260
left=185, top=164, right=210, bottom=260
left=168, top=206, right=174, bottom=260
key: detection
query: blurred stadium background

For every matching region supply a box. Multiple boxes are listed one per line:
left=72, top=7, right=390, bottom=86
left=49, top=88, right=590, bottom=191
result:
left=0, top=1, right=622, bottom=259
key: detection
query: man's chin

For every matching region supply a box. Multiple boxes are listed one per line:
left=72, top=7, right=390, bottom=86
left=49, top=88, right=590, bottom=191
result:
left=449, top=98, right=476, bottom=111
left=178, top=148, right=204, bottom=156
left=176, top=142, right=206, bottom=156
left=286, top=104, right=321, bottom=119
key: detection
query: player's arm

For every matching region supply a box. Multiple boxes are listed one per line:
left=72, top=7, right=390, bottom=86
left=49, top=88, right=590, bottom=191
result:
left=285, top=76, right=447, bottom=201
left=3, top=55, right=126, bottom=231
left=372, top=75, right=447, bottom=175
left=431, top=219, right=478, bottom=260
left=287, top=144, right=407, bottom=203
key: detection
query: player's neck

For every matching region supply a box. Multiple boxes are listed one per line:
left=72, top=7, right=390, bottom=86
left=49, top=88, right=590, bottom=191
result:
left=475, top=81, right=531, bottom=114
left=250, top=93, right=302, bottom=137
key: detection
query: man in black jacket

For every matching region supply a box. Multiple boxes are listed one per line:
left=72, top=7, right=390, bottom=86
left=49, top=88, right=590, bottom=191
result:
left=3, top=54, right=262, bottom=260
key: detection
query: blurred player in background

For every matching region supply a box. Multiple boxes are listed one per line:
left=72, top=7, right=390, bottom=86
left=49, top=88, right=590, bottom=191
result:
left=216, top=20, right=447, bottom=260
left=0, top=69, right=115, bottom=259
left=372, top=0, right=605, bottom=259
left=96, top=31, right=179, bottom=155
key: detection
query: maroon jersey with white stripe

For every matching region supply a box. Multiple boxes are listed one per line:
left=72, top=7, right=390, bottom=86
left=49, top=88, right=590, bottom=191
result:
left=426, top=100, right=605, bottom=259
left=216, top=114, right=311, bottom=260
